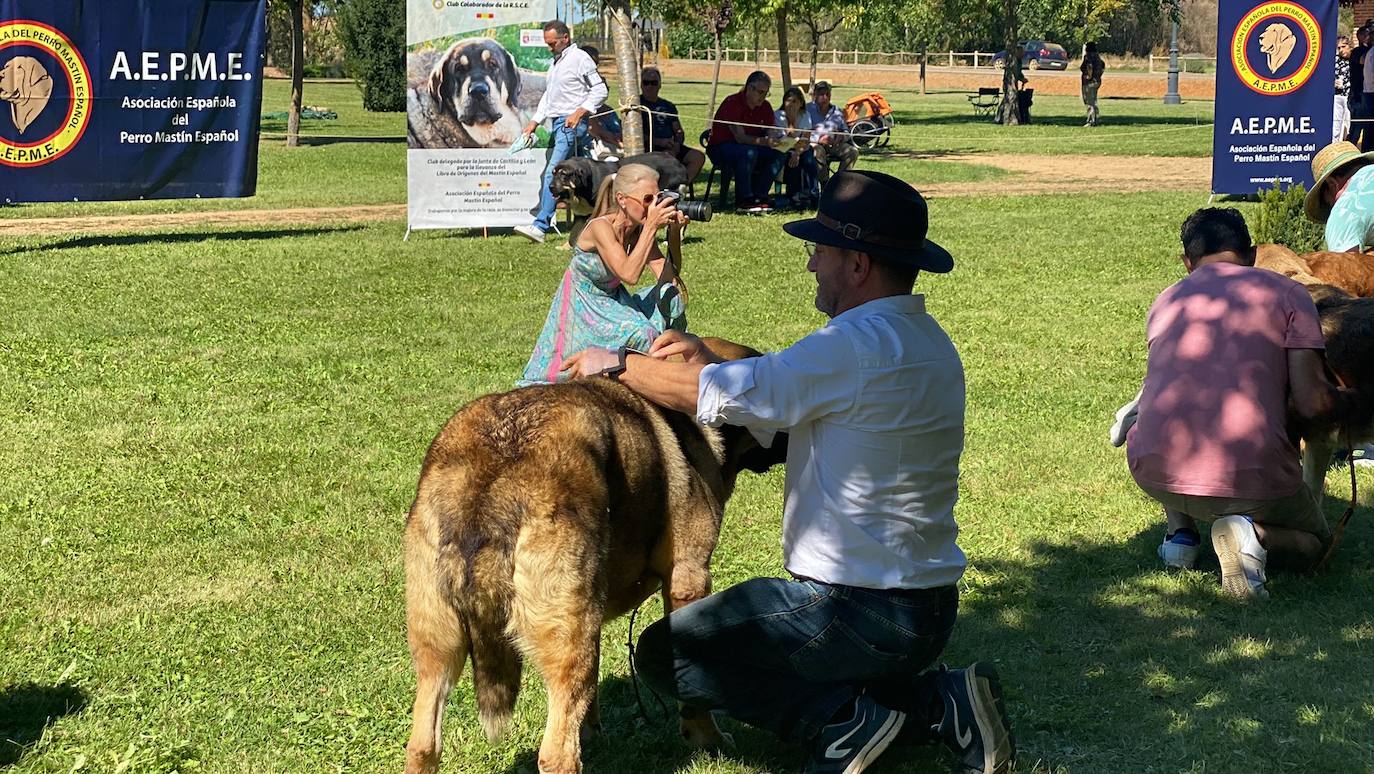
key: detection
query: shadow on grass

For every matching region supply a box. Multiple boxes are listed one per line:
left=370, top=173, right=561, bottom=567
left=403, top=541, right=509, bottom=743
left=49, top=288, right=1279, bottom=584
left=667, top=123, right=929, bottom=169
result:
left=493, top=491, right=1374, bottom=772
left=500, top=673, right=811, bottom=774
left=954, top=496, right=1374, bottom=770
left=0, top=226, right=365, bottom=255
left=0, top=683, right=89, bottom=766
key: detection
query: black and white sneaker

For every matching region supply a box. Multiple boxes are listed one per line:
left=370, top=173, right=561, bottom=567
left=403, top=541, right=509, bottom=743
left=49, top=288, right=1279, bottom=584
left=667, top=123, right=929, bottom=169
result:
left=936, top=663, right=1014, bottom=774
left=806, top=693, right=906, bottom=774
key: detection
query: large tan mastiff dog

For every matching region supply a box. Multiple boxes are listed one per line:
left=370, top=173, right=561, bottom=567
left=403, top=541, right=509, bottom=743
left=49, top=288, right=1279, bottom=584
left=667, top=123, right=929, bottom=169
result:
left=404, top=340, right=785, bottom=773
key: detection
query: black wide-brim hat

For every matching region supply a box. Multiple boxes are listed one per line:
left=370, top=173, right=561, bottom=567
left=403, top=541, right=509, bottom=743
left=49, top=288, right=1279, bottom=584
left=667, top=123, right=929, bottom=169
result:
left=782, top=170, right=954, bottom=273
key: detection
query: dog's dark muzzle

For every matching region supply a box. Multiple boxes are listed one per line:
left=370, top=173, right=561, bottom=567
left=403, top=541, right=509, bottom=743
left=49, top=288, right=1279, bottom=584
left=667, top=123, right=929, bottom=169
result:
left=460, top=78, right=503, bottom=125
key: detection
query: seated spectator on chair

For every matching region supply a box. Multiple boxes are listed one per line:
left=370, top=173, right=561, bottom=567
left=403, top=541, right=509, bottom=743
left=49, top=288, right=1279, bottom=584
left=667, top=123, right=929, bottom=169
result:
left=639, top=67, right=706, bottom=182
left=707, top=70, right=784, bottom=212
left=773, top=85, right=819, bottom=207
left=806, top=80, right=859, bottom=189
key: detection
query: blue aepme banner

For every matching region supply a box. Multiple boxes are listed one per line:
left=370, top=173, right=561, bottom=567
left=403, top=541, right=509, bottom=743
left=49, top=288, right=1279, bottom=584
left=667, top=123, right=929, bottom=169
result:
left=0, top=0, right=264, bottom=202
left=1212, top=0, right=1337, bottom=194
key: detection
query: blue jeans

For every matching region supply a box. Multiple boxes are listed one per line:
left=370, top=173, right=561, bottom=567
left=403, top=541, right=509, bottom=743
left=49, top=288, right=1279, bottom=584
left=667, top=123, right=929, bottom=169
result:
left=634, top=577, right=958, bottom=742
left=706, top=142, right=785, bottom=206
left=534, top=116, right=591, bottom=232
left=783, top=148, right=820, bottom=199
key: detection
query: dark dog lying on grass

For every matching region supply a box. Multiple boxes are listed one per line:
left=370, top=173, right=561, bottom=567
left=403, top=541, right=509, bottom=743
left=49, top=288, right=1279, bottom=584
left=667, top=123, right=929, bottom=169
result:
left=403, top=338, right=785, bottom=774
left=550, top=152, right=689, bottom=217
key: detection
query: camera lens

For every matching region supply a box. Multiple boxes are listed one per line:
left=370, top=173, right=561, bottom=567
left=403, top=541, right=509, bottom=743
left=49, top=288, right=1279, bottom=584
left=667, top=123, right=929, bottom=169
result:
left=678, top=200, right=712, bottom=222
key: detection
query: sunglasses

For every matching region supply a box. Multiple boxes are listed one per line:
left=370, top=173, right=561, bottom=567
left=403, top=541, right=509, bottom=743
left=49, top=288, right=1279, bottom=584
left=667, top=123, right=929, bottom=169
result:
left=620, top=192, right=657, bottom=206
left=643, top=80, right=661, bottom=86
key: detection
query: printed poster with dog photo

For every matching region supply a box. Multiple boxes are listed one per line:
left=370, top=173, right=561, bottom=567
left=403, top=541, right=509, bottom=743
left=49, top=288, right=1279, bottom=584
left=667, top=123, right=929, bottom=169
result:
left=407, top=0, right=556, bottom=229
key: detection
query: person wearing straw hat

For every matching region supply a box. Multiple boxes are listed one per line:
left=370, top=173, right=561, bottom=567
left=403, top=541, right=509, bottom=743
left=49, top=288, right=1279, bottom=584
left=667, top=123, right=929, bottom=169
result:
left=562, top=170, right=1015, bottom=774
left=1304, top=139, right=1374, bottom=251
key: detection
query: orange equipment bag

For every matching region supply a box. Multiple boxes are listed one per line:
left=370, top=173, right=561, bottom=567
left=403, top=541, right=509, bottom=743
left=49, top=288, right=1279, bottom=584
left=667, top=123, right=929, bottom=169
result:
left=842, top=92, right=894, bottom=124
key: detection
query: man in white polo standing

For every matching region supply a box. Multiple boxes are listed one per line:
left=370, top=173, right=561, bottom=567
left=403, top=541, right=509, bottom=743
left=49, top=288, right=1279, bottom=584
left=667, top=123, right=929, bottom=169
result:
left=514, top=20, right=608, bottom=243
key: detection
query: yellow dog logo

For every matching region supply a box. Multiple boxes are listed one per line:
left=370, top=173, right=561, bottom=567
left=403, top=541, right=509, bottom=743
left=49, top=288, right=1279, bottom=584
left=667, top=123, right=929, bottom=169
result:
left=0, top=55, right=52, bottom=133
left=1258, top=22, right=1297, bottom=73
left=0, top=20, right=91, bottom=167
left=1231, top=2, right=1321, bottom=96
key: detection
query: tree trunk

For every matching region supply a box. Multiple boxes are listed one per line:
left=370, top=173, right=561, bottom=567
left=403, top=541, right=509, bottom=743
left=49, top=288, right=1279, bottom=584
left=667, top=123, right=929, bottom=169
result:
left=775, top=6, right=791, bottom=90
left=809, top=33, right=818, bottom=91
left=708, top=30, right=723, bottom=124
left=996, top=0, right=1020, bottom=126
left=287, top=0, right=304, bottom=147
left=752, top=18, right=759, bottom=66
left=608, top=0, right=644, bottom=155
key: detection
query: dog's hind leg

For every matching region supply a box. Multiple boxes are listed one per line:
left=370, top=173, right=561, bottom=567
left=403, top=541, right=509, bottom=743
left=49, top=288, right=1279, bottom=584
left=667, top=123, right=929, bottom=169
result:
left=652, top=496, right=733, bottom=752
left=511, top=520, right=607, bottom=774
left=404, top=548, right=470, bottom=774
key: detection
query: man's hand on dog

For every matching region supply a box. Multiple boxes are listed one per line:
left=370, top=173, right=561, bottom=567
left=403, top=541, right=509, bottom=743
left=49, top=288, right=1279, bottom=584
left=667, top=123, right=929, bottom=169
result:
left=562, top=347, right=622, bottom=379
left=649, top=331, right=721, bottom=365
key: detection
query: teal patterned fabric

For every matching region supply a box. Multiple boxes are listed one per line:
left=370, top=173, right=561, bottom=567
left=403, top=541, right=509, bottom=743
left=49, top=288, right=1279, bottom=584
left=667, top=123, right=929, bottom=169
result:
left=1325, top=164, right=1374, bottom=251
left=519, top=245, right=686, bottom=386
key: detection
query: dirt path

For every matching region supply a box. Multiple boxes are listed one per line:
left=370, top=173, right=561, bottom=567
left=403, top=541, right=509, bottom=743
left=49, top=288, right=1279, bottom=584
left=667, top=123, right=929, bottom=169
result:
left=920, top=153, right=1211, bottom=197
left=0, top=154, right=1211, bottom=238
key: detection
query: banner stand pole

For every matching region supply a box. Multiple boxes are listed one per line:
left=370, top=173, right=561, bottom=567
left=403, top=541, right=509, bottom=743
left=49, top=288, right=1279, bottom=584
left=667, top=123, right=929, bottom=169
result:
left=404, top=226, right=412, bottom=242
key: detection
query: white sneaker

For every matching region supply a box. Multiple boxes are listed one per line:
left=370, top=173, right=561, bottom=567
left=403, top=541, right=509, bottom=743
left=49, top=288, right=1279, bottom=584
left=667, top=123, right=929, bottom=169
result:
left=513, top=224, right=546, bottom=243
left=1158, top=536, right=1200, bottom=570
left=1212, top=515, right=1269, bottom=601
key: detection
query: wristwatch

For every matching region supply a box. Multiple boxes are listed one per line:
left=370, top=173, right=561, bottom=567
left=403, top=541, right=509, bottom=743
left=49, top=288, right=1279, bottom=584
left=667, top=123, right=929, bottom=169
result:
left=602, top=345, right=646, bottom=380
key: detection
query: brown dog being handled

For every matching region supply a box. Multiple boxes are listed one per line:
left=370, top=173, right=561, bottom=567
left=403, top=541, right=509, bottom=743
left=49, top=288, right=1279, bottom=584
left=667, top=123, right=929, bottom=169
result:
left=403, top=340, right=786, bottom=774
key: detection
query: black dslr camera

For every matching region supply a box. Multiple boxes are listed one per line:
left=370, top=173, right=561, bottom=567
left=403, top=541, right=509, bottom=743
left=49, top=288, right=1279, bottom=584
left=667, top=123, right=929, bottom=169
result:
left=656, top=189, right=712, bottom=222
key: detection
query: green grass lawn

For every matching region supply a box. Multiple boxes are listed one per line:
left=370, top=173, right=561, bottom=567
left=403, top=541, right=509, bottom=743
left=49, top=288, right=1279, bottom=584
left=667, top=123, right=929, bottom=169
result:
left=3, top=187, right=1373, bottom=772
left=0, top=75, right=1210, bottom=221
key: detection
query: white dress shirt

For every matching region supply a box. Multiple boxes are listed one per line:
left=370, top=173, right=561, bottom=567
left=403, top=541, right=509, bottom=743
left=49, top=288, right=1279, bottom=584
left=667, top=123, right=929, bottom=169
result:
left=530, top=43, right=609, bottom=124
left=696, top=294, right=968, bottom=590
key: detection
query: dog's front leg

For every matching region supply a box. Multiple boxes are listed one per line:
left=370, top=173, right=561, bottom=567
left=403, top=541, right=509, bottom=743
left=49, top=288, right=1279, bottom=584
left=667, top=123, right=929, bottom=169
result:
left=1302, top=434, right=1338, bottom=507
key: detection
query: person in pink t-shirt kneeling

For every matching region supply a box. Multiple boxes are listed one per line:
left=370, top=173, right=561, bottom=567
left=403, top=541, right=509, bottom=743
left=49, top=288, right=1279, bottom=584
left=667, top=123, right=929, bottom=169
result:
left=1126, top=208, right=1355, bottom=601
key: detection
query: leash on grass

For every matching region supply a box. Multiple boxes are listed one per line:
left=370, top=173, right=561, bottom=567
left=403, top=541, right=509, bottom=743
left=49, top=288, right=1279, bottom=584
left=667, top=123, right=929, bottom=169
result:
left=1315, top=429, right=1359, bottom=572
left=626, top=601, right=672, bottom=724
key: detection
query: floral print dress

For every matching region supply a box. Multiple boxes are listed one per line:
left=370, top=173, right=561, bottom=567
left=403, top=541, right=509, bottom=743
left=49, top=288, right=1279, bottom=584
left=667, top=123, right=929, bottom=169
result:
left=519, top=244, right=686, bottom=385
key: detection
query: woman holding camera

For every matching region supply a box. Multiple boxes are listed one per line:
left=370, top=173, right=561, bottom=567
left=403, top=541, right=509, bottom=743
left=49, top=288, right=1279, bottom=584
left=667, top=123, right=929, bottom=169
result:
left=520, top=163, right=689, bottom=385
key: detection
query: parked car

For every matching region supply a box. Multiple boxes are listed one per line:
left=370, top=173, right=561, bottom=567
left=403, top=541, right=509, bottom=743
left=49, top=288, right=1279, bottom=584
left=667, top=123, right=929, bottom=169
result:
left=992, top=41, right=1069, bottom=70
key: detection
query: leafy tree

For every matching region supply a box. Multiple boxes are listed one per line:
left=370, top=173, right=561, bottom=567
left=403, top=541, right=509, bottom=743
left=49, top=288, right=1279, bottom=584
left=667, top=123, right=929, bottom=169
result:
left=334, top=0, right=405, bottom=112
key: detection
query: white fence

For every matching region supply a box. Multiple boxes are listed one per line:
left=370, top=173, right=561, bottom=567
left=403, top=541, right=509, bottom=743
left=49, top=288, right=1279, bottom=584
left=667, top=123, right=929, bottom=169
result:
left=1146, top=54, right=1214, bottom=73
left=684, top=48, right=999, bottom=68
left=682, top=47, right=1217, bottom=73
